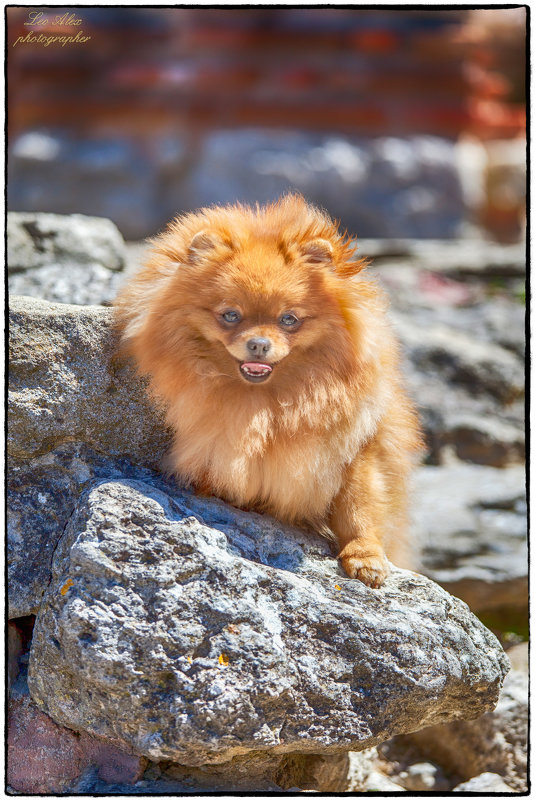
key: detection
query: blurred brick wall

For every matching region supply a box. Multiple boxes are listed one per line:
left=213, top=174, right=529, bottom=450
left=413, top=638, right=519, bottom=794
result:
left=7, top=8, right=525, bottom=140
left=7, top=8, right=526, bottom=240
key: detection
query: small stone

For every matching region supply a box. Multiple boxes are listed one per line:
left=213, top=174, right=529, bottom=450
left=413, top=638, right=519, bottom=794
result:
left=398, top=761, right=449, bottom=791
left=346, top=748, right=379, bottom=790
left=79, top=734, right=147, bottom=785
left=8, top=693, right=86, bottom=793
left=364, top=770, right=406, bottom=791
left=453, top=772, right=512, bottom=792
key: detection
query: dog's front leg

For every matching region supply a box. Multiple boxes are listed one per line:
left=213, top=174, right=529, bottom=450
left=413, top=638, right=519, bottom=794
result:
left=329, top=446, right=390, bottom=588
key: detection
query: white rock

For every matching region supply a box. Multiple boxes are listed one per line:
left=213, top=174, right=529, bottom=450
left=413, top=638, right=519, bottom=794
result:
left=453, top=772, right=512, bottom=792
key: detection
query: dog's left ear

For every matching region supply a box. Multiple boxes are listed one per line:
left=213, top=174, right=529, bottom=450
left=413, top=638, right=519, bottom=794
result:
left=188, top=229, right=233, bottom=264
left=300, top=238, right=334, bottom=266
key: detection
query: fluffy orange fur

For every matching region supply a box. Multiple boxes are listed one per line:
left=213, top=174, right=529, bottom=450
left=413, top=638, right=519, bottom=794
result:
left=114, top=195, right=421, bottom=587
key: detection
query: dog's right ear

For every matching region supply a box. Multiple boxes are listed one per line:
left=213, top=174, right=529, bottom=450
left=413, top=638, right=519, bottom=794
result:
left=300, top=238, right=334, bottom=266
left=188, top=230, right=229, bottom=263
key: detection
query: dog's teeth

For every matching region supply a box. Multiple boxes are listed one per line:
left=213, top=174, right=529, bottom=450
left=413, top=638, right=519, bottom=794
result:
left=241, top=362, right=272, bottom=376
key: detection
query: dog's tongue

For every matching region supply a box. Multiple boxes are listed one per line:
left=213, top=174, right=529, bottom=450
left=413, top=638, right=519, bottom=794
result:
left=241, top=362, right=272, bottom=375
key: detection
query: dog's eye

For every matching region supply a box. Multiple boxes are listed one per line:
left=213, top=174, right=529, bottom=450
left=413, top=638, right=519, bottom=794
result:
left=221, top=309, right=241, bottom=324
left=280, top=313, right=300, bottom=328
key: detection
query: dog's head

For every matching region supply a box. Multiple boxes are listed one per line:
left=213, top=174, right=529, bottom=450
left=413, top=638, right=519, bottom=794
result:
left=187, top=227, right=358, bottom=384
left=119, top=196, right=372, bottom=392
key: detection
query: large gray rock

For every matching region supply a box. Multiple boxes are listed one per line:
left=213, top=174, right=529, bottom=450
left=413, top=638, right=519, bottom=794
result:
left=7, top=212, right=125, bottom=273
left=8, top=296, right=171, bottom=617
left=391, top=313, right=524, bottom=467
left=8, top=296, right=168, bottom=465
left=413, top=465, right=527, bottom=613
left=8, top=212, right=127, bottom=305
left=393, top=316, right=523, bottom=405
left=28, top=478, right=509, bottom=773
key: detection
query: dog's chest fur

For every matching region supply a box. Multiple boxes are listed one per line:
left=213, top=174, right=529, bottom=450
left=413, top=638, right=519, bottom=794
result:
left=171, top=385, right=382, bottom=524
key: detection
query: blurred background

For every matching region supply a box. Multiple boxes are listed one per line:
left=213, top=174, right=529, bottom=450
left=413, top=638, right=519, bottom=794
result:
left=7, top=6, right=526, bottom=241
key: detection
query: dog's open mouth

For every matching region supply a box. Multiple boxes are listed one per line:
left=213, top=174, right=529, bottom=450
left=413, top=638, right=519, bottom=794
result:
left=239, top=361, right=273, bottom=383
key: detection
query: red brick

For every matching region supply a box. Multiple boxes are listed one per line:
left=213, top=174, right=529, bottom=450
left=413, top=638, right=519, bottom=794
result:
left=7, top=693, right=146, bottom=793
left=79, top=733, right=147, bottom=785
left=8, top=695, right=85, bottom=794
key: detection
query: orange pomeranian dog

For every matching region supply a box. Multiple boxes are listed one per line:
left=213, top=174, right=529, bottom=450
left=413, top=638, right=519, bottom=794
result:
left=114, top=195, right=421, bottom=587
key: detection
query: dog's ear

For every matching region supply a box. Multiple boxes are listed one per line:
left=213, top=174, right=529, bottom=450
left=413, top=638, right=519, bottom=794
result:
left=188, top=230, right=230, bottom=263
left=300, top=238, right=334, bottom=266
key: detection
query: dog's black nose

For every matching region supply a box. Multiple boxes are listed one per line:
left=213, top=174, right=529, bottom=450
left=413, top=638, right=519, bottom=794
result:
left=247, top=337, right=271, bottom=357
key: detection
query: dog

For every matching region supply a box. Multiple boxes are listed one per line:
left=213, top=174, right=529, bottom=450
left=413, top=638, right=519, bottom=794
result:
left=114, top=195, right=421, bottom=587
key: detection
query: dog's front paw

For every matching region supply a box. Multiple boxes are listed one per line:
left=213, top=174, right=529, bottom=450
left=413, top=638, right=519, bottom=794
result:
left=339, top=543, right=390, bottom=588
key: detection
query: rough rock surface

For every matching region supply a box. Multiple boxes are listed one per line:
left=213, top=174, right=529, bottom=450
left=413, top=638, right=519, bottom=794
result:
left=368, top=243, right=525, bottom=468
left=396, top=761, right=450, bottom=791
left=29, top=477, right=508, bottom=772
left=8, top=212, right=126, bottom=305
left=8, top=296, right=171, bottom=618
left=8, top=444, right=164, bottom=620
left=8, top=296, right=169, bottom=466
left=392, top=313, right=524, bottom=467
left=403, top=669, right=527, bottom=792
left=412, top=465, right=527, bottom=612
